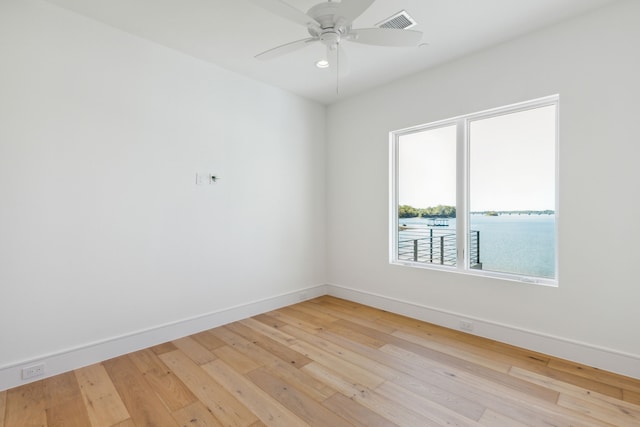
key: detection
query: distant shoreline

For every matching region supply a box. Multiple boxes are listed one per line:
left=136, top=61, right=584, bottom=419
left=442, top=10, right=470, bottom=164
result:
left=470, top=210, right=555, bottom=216
left=399, top=205, right=555, bottom=220
left=399, top=210, right=555, bottom=220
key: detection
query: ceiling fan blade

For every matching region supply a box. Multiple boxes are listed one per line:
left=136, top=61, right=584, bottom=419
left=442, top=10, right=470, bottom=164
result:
left=248, top=0, right=318, bottom=27
left=336, top=0, right=375, bottom=23
left=255, top=37, right=318, bottom=60
left=350, top=28, right=423, bottom=47
left=327, top=44, right=350, bottom=76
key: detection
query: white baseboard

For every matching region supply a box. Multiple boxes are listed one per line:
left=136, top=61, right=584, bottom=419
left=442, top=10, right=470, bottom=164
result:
left=326, top=284, right=640, bottom=380
left=0, top=284, right=328, bottom=392
left=2, top=282, right=638, bottom=392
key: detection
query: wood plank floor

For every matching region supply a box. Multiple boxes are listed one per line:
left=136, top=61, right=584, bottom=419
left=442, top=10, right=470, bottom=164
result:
left=2, top=296, right=639, bottom=426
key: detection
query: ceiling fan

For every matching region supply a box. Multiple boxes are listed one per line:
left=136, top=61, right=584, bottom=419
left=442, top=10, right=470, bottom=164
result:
left=249, top=0, right=423, bottom=75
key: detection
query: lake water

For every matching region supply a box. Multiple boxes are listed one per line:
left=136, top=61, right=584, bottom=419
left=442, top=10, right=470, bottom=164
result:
left=399, top=214, right=556, bottom=278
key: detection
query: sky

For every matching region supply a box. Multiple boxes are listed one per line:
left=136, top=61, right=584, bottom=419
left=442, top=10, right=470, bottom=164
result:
left=398, top=105, right=556, bottom=212
left=398, top=125, right=457, bottom=208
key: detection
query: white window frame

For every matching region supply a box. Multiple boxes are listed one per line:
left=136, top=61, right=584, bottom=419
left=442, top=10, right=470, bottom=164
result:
left=389, top=95, right=559, bottom=286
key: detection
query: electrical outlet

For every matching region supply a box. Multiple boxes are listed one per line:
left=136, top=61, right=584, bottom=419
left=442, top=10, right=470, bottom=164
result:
left=196, top=173, right=219, bottom=185
left=460, top=320, right=474, bottom=332
left=22, top=363, right=45, bottom=380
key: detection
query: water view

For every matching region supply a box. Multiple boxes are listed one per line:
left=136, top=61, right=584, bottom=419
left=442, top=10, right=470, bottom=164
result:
left=398, top=213, right=556, bottom=279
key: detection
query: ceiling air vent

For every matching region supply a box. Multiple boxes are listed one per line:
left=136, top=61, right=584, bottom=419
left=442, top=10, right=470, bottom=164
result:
left=377, top=10, right=417, bottom=30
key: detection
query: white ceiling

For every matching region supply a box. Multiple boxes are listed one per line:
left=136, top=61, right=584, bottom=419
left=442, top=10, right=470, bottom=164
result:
left=45, top=0, right=619, bottom=105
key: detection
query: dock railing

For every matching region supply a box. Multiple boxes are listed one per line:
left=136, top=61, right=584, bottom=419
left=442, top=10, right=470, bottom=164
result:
left=398, top=227, right=481, bottom=269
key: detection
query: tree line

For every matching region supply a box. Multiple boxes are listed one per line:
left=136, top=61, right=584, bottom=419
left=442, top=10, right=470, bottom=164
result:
left=399, top=205, right=456, bottom=218
left=399, top=205, right=554, bottom=218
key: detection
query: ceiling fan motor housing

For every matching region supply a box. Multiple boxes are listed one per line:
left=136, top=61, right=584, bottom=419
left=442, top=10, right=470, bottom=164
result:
left=307, top=2, right=351, bottom=44
left=320, top=30, right=341, bottom=47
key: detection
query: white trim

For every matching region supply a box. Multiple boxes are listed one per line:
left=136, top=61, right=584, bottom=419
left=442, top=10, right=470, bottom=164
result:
left=0, top=285, right=328, bottom=392
left=326, top=284, right=640, bottom=379
left=389, top=130, right=398, bottom=263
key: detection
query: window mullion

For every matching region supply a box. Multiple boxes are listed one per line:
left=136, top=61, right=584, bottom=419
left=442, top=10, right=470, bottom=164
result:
left=456, top=119, right=468, bottom=271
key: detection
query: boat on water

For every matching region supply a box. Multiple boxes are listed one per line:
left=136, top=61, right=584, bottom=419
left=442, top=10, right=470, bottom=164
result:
left=427, top=218, right=449, bottom=227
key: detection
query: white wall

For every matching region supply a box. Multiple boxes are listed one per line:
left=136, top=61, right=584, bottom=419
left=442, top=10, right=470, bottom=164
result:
left=2, top=0, right=638, bottom=391
left=326, top=0, right=640, bottom=376
left=0, top=0, right=325, bottom=386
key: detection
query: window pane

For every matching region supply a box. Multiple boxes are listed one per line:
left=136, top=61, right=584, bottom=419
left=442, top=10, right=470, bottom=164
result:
left=398, top=125, right=457, bottom=266
left=469, top=105, right=556, bottom=278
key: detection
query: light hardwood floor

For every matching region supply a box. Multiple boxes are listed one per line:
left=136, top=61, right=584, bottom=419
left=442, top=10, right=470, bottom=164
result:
left=2, top=296, right=639, bottom=426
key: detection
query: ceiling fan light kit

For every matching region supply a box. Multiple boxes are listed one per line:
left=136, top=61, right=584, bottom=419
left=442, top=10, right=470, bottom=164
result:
left=250, top=0, right=423, bottom=88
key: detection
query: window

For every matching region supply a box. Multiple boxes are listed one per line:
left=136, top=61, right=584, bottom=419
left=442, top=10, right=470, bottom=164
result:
left=391, top=96, right=558, bottom=285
